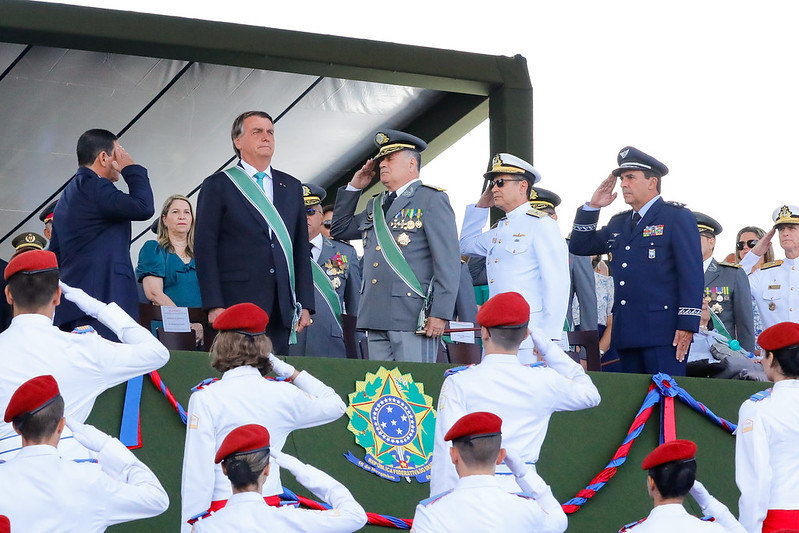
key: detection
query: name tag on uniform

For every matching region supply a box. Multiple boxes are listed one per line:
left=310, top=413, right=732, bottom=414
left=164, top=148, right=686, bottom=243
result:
left=649, top=249, right=656, bottom=259
left=768, top=285, right=781, bottom=289
left=643, top=225, right=664, bottom=237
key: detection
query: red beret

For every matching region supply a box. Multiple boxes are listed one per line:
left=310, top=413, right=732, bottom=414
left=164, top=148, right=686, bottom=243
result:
left=213, top=303, right=269, bottom=334
left=4, top=250, right=58, bottom=281
left=758, top=322, right=799, bottom=352
left=215, top=424, right=271, bottom=463
left=444, top=411, right=502, bottom=442
left=0, top=515, right=8, bottom=533
left=476, top=291, right=530, bottom=328
left=641, top=439, right=697, bottom=470
left=4, top=375, right=60, bottom=423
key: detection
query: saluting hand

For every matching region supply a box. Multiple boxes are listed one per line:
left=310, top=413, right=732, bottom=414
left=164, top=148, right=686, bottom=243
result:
left=349, top=159, right=377, bottom=190
left=750, top=226, right=776, bottom=257
left=110, top=144, right=135, bottom=172
left=588, top=173, right=618, bottom=209
left=673, top=329, right=693, bottom=361
left=475, top=182, right=495, bottom=208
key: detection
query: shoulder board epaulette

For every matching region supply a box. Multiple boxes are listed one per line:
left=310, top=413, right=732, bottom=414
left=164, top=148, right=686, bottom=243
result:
left=718, top=261, right=741, bottom=268
left=749, top=388, right=773, bottom=402
left=187, top=510, right=212, bottom=525
left=420, top=489, right=453, bottom=507
left=444, top=364, right=474, bottom=377
left=526, top=208, right=546, bottom=218
left=421, top=184, right=446, bottom=192
left=70, top=325, right=96, bottom=335
left=265, top=376, right=291, bottom=382
left=700, top=515, right=716, bottom=522
left=619, top=517, right=647, bottom=532
left=667, top=201, right=686, bottom=208
left=512, top=492, right=536, bottom=500
left=192, top=377, right=220, bottom=392
left=525, top=361, right=546, bottom=369
left=72, top=458, right=99, bottom=464
left=761, top=260, right=784, bottom=270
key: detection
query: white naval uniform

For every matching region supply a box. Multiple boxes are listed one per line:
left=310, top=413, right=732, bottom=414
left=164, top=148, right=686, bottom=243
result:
left=735, top=379, right=799, bottom=533
left=0, top=440, right=168, bottom=532
left=0, top=305, right=169, bottom=461
left=181, top=366, right=346, bottom=531
left=620, top=504, right=730, bottom=532
left=739, top=253, right=799, bottom=329
left=191, top=462, right=366, bottom=533
left=460, top=203, right=570, bottom=362
left=429, top=345, right=600, bottom=496
left=411, top=473, right=567, bottom=533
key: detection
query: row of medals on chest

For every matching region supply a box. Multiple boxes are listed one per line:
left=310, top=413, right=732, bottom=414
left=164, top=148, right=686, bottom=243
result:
left=324, top=253, right=348, bottom=289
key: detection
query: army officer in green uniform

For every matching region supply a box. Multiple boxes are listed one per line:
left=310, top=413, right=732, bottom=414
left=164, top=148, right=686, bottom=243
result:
left=331, top=130, right=460, bottom=362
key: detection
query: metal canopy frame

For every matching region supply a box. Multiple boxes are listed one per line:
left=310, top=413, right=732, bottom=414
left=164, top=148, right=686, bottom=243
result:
left=0, top=0, right=533, bottom=239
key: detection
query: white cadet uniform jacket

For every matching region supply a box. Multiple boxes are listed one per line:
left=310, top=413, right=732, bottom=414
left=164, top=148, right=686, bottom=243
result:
left=0, top=441, right=168, bottom=532
left=412, top=474, right=567, bottom=533
left=620, top=504, right=732, bottom=533
left=0, top=305, right=169, bottom=461
left=181, top=366, right=346, bottom=531
left=735, top=379, right=799, bottom=533
left=740, top=253, right=799, bottom=329
left=429, top=347, right=600, bottom=496
left=460, top=203, right=570, bottom=341
left=192, top=462, right=366, bottom=533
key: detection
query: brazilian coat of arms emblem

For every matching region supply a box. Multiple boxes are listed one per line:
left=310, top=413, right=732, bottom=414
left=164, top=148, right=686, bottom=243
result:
left=344, top=367, right=436, bottom=483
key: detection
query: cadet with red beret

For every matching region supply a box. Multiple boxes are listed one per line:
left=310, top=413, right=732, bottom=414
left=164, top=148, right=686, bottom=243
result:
left=0, top=250, right=169, bottom=462
left=190, top=424, right=366, bottom=532
left=412, top=411, right=567, bottom=532
left=180, top=303, right=346, bottom=532
left=0, top=375, right=168, bottom=531
left=429, top=291, right=600, bottom=496
left=620, top=439, right=744, bottom=532
left=736, top=322, right=799, bottom=533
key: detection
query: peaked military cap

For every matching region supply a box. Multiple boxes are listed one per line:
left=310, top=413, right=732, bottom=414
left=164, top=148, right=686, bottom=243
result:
left=773, top=204, right=799, bottom=226
left=529, top=187, right=561, bottom=209
left=444, top=411, right=502, bottom=442
left=214, top=424, right=270, bottom=463
left=38, top=200, right=58, bottom=224
left=612, top=146, right=669, bottom=177
left=693, top=212, right=722, bottom=235
left=302, top=183, right=327, bottom=206
left=11, top=232, right=47, bottom=253
left=484, top=153, right=542, bottom=184
left=641, top=439, right=697, bottom=470
left=4, top=375, right=60, bottom=423
left=373, top=129, right=427, bottom=160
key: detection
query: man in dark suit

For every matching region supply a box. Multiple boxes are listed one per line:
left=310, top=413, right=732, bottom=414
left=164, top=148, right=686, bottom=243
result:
left=569, top=146, right=704, bottom=375
left=289, top=184, right=360, bottom=358
left=50, top=129, right=154, bottom=339
left=693, top=211, right=754, bottom=351
left=194, top=111, right=313, bottom=354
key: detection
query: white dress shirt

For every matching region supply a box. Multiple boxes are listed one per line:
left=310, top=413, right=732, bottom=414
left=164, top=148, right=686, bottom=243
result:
left=310, top=233, right=324, bottom=262
left=180, top=366, right=346, bottom=531
left=735, top=379, right=799, bottom=532
left=0, top=441, right=168, bottom=532
left=0, top=306, right=169, bottom=461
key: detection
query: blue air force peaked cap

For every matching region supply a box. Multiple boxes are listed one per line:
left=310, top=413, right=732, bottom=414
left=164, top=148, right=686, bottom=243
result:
left=373, top=129, right=427, bottom=160
left=612, top=146, right=668, bottom=177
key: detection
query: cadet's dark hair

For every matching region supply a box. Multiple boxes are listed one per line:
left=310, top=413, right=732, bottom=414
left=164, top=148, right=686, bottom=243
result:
left=7, top=270, right=60, bottom=311
left=12, top=395, right=64, bottom=442
left=770, top=345, right=799, bottom=378
left=231, top=111, right=274, bottom=158
left=322, top=204, right=335, bottom=215
left=222, top=448, right=270, bottom=489
left=453, top=433, right=501, bottom=468
left=486, top=323, right=530, bottom=351
left=648, top=459, right=696, bottom=499
left=209, top=331, right=274, bottom=375
left=77, top=129, right=117, bottom=167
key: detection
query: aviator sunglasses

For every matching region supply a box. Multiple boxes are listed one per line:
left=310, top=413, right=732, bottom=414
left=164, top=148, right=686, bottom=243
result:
left=736, top=239, right=758, bottom=250
left=488, top=177, right=525, bottom=188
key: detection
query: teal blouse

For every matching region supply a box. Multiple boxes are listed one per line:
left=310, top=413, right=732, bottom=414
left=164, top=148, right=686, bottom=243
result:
left=136, top=240, right=202, bottom=308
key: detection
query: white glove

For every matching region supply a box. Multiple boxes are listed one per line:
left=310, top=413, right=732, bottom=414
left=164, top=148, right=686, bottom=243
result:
left=529, top=326, right=557, bottom=356
left=271, top=449, right=306, bottom=473
left=269, top=353, right=296, bottom=379
left=65, top=418, right=111, bottom=453
left=58, top=281, right=106, bottom=318
left=689, top=480, right=712, bottom=508
left=504, top=447, right=531, bottom=478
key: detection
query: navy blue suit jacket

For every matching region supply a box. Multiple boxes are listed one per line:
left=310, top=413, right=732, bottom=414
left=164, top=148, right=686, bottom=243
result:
left=193, top=164, right=314, bottom=327
left=569, top=197, right=704, bottom=349
left=51, top=165, right=155, bottom=324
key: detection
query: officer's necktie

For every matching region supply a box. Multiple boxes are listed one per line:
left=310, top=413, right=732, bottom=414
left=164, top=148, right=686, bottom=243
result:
left=631, top=211, right=641, bottom=231
left=383, top=191, right=397, bottom=215
left=254, top=171, right=266, bottom=192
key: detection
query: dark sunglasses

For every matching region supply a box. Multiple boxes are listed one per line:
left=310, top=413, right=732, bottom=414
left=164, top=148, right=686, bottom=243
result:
left=323, top=221, right=332, bottom=228
left=305, top=208, right=322, bottom=216
left=736, top=239, right=758, bottom=250
left=488, top=177, right=524, bottom=188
